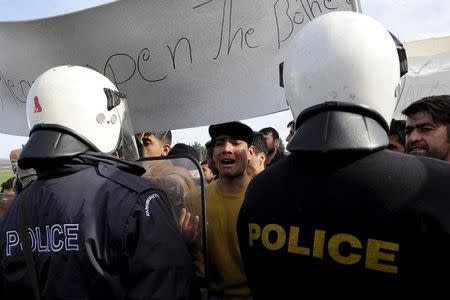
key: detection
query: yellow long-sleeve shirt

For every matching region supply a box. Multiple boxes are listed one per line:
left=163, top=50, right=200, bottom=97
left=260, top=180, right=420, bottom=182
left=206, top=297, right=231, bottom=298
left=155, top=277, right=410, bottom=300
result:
left=206, top=180, right=251, bottom=300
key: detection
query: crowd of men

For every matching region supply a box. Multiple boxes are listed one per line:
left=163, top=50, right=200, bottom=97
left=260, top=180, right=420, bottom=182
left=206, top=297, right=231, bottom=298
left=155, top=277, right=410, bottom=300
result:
left=1, top=10, right=450, bottom=300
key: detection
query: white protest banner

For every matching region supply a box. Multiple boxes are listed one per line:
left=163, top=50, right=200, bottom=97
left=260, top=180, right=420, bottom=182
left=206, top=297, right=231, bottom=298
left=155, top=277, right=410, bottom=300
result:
left=394, top=36, right=450, bottom=119
left=0, top=0, right=354, bottom=135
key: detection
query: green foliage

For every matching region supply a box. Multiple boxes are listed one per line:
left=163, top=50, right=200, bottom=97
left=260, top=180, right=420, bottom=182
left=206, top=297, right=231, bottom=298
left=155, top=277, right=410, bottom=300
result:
left=191, top=142, right=207, bottom=162
left=0, top=169, right=14, bottom=185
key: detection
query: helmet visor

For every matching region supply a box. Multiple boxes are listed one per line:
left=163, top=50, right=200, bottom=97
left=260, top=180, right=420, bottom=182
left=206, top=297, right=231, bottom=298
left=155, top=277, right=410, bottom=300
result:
left=116, top=98, right=139, bottom=161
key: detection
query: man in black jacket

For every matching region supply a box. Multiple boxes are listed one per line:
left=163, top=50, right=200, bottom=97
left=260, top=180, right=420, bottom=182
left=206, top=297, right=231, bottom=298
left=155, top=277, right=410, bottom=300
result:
left=237, top=12, right=450, bottom=298
left=0, top=65, right=198, bottom=299
left=259, top=127, right=285, bottom=167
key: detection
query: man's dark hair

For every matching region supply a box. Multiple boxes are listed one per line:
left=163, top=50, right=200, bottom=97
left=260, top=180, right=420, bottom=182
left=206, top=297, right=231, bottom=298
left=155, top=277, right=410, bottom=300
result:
left=204, top=140, right=219, bottom=177
left=169, top=143, right=200, bottom=162
left=141, top=130, right=172, bottom=145
left=252, top=132, right=269, bottom=156
left=402, top=95, right=450, bottom=137
left=1, top=177, right=15, bottom=192
left=259, top=127, right=280, bottom=140
left=389, top=119, right=406, bottom=146
left=205, top=140, right=214, bottom=159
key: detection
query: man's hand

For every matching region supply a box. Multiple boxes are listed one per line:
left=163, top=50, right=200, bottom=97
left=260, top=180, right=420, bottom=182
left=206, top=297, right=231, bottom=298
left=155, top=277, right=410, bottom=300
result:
left=179, top=207, right=199, bottom=241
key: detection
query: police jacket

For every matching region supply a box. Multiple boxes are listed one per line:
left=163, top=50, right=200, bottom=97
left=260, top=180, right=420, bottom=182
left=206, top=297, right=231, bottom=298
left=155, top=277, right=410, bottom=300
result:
left=0, top=152, right=197, bottom=299
left=238, top=150, right=450, bottom=298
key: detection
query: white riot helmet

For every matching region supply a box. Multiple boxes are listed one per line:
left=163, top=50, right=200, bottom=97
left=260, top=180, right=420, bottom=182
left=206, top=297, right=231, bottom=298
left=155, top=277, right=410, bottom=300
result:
left=283, top=11, right=407, bottom=152
left=19, top=65, right=138, bottom=168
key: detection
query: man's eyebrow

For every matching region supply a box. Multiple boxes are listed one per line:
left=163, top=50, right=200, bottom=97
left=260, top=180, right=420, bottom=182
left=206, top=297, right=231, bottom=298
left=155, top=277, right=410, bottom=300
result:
left=214, top=136, right=227, bottom=142
left=405, top=122, right=436, bottom=129
left=215, top=136, right=242, bottom=143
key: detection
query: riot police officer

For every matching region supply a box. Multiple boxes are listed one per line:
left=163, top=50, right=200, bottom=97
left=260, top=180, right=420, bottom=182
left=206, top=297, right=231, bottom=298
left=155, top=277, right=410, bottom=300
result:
left=0, top=65, right=198, bottom=299
left=237, top=11, right=450, bottom=298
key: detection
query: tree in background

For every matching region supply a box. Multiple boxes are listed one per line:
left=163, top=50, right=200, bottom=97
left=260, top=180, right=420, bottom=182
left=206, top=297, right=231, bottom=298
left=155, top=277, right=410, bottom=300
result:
left=191, top=142, right=206, bottom=162
left=0, top=159, right=14, bottom=185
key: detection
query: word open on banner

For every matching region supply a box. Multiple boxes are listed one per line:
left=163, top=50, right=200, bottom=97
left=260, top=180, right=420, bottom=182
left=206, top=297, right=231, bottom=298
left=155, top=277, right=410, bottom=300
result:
left=0, top=0, right=354, bottom=135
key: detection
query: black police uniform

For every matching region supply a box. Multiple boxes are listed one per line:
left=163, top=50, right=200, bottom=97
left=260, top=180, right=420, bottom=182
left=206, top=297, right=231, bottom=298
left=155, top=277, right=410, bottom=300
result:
left=0, top=152, right=197, bottom=299
left=237, top=111, right=450, bottom=298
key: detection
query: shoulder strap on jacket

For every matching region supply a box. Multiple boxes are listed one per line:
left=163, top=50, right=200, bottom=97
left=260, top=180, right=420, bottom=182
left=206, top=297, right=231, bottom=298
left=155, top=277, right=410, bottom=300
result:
left=97, top=162, right=155, bottom=193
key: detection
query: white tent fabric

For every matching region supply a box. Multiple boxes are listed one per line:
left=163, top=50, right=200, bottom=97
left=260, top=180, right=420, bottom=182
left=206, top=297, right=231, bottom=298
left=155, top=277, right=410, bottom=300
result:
left=394, top=36, right=450, bottom=119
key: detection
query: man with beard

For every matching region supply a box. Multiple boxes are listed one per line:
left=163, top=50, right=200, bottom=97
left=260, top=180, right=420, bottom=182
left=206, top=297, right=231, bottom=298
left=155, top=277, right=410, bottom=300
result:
left=205, top=121, right=254, bottom=300
left=259, top=127, right=285, bottom=167
left=403, top=95, right=450, bottom=162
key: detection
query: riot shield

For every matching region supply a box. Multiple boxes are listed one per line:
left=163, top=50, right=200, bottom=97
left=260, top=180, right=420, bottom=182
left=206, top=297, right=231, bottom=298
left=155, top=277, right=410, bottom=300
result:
left=137, top=155, right=207, bottom=282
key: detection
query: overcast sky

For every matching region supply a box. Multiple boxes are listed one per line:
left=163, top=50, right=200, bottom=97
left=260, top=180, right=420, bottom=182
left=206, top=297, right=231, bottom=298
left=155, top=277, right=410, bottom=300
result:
left=0, top=0, right=449, bottom=158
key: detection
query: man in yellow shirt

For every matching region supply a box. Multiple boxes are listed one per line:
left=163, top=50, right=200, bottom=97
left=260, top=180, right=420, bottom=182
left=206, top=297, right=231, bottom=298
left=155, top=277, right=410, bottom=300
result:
left=206, top=121, right=255, bottom=299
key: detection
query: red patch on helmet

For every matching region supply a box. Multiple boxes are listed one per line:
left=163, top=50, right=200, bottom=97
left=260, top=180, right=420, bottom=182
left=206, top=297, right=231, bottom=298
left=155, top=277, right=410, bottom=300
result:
left=33, top=96, right=42, bottom=113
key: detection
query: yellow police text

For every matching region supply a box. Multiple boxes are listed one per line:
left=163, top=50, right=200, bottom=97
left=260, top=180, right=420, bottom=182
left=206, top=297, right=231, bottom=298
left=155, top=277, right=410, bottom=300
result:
left=248, top=223, right=399, bottom=274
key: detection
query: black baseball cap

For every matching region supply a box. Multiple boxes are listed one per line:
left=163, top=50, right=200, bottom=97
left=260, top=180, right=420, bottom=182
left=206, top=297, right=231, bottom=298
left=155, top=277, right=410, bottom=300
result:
left=209, top=121, right=253, bottom=146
